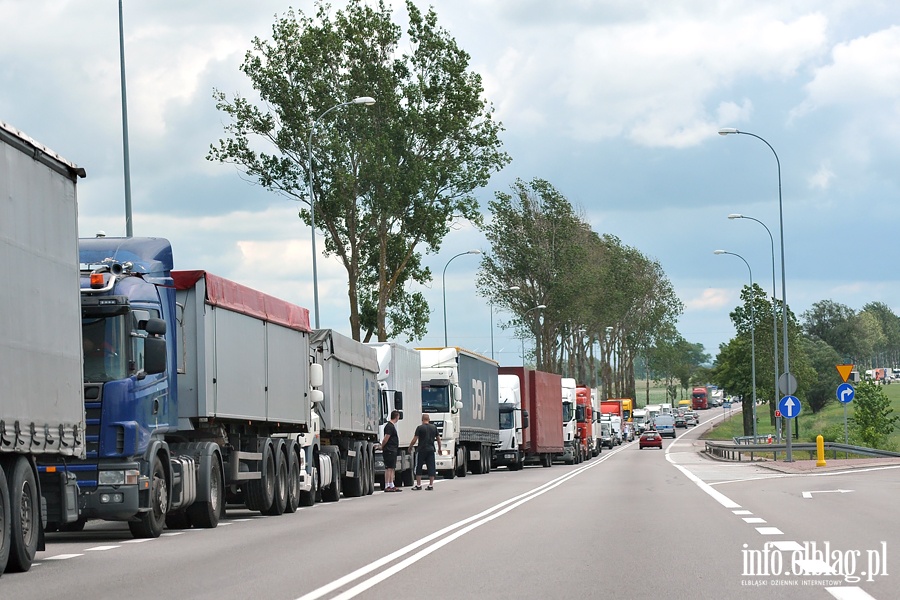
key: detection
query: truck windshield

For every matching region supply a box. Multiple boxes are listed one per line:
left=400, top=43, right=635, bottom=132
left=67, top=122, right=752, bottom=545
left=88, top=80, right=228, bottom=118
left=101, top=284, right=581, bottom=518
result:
left=562, top=401, right=574, bottom=422
left=82, top=316, right=128, bottom=382
left=421, top=384, right=450, bottom=413
left=499, top=407, right=515, bottom=430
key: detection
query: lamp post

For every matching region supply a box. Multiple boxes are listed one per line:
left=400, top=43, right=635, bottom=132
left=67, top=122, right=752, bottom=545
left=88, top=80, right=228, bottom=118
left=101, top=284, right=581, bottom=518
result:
left=714, top=250, right=758, bottom=439
left=728, top=213, right=778, bottom=441
left=118, top=0, right=133, bottom=237
left=603, top=326, right=613, bottom=400
left=490, top=285, right=520, bottom=361
left=442, top=250, right=482, bottom=347
left=308, top=96, right=376, bottom=328
left=719, top=127, right=792, bottom=460
left=520, top=304, right=547, bottom=365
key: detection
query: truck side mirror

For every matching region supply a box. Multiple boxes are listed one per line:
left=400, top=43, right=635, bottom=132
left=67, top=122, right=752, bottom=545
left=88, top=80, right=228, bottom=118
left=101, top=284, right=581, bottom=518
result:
left=394, top=391, right=403, bottom=411
left=455, top=401, right=463, bottom=411
left=310, top=363, right=324, bottom=388
left=453, top=387, right=462, bottom=402
left=144, top=336, right=167, bottom=375
left=145, top=317, right=166, bottom=336
left=522, top=410, right=530, bottom=430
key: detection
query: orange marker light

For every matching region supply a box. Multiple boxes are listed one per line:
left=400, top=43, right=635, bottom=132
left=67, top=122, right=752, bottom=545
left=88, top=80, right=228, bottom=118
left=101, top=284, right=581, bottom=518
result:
left=90, top=273, right=105, bottom=288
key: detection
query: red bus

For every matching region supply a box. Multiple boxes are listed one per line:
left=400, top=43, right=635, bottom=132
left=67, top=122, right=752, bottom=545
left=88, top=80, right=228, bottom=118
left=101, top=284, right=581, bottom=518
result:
left=691, top=387, right=708, bottom=410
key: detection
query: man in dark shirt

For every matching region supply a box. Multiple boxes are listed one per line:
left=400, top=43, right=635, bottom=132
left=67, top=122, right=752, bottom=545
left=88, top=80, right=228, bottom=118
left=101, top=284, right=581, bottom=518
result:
left=408, top=413, right=442, bottom=490
left=380, top=410, right=401, bottom=492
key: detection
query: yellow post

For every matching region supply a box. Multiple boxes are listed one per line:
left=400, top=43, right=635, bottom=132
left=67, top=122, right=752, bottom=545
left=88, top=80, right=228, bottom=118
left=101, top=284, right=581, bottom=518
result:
left=816, top=434, right=826, bottom=467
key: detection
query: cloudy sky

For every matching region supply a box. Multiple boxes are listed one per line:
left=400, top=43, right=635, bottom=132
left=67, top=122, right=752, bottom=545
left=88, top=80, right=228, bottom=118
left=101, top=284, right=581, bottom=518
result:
left=4, top=0, right=900, bottom=366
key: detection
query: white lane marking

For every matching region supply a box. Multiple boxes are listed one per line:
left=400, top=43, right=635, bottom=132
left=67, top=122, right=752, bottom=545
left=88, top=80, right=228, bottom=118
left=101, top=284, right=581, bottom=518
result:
left=794, top=559, right=836, bottom=575
left=742, top=517, right=766, bottom=524
left=733, top=510, right=752, bottom=515
left=802, top=489, right=854, bottom=499
left=755, top=527, right=783, bottom=535
left=296, top=445, right=630, bottom=600
left=826, top=587, right=878, bottom=600
left=711, top=464, right=900, bottom=486
left=85, top=545, right=120, bottom=551
left=665, top=441, right=741, bottom=509
left=122, top=539, right=153, bottom=544
left=769, top=541, right=804, bottom=551
left=44, top=554, right=83, bottom=560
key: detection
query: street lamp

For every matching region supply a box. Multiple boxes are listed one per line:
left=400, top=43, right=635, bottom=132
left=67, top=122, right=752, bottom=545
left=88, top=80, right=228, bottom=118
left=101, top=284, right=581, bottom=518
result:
left=308, top=96, right=376, bottom=328
left=442, top=250, right=482, bottom=347
left=520, top=304, right=547, bottom=364
left=714, top=249, right=758, bottom=439
left=490, top=286, right=520, bottom=361
left=718, top=127, right=792, bottom=459
left=604, top=326, right=613, bottom=401
left=728, top=213, right=778, bottom=441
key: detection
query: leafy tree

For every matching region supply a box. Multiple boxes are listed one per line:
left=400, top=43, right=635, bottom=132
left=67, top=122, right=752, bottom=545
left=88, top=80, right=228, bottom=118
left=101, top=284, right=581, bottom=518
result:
left=798, top=335, right=842, bottom=413
left=851, top=380, right=899, bottom=449
left=209, top=0, right=509, bottom=340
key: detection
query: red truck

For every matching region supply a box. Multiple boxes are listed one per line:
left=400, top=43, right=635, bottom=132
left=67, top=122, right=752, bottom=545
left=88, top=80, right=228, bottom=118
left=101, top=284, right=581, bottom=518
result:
left=576, top=386, right=594, bottom=461
left=497, top=367, right=564, bottom=468
left=692, top=387, right=708, bottom=410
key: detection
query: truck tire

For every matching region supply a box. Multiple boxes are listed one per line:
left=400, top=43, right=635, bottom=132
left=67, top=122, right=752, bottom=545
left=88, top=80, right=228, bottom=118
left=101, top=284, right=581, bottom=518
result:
left=187, top=451, right=223, bottom=528
left=343, top=442, right=363, bottom=498
left=264, top=440, right=288, bottom=515
left=321, top=448, right=341, bottom=502
left=457, top=447, right=467, bottom=478
left=5, top=458, right=39, bottom=573
left=284, top=446, right=301, bottom=513
left=129, top=454, right=168, bottom=539
left=364, top=442, right=375, bottom=496
left=298, top=460, right=317, bottom=508
left=0, top=463, right=10, bottom=575
left=245, top=440, right=275, bottom=513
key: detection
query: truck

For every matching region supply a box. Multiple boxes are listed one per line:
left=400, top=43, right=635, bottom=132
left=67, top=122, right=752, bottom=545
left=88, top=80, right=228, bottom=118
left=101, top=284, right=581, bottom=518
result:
left=620, top=398, right=633, bottom=422
left=632, top=408, right=648, bottom=433
left=418, top=348, right=499, bottom=478
left=691, top=387, right=708, bottom=410
left=494, top=373, right=526, bottom=470
left=368, top=342, right=422, bottom=488
left=590, top=390, right=603, bottom=456
left=558, top=378, right=579, bottom=464
left=309, top=329, right=380, bottom=499
left=38, top=236, right=349, bottom=540
left=494, top=368, right=564, bottom=470
left=575, top=386, right=594, bottom=461
left=600, top=400, right=624, bottom=443
left=1, top=121, right=85, bottom=574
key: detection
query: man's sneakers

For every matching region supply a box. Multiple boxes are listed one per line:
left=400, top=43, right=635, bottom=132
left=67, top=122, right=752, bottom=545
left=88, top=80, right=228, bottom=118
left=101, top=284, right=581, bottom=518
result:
left=411, top=484, right=434, bottom=491
left=384, top=486, right=402, bottom=492
left=411, top=485, right=422, bottom=490
left=426, top=485, right=434, bottom=491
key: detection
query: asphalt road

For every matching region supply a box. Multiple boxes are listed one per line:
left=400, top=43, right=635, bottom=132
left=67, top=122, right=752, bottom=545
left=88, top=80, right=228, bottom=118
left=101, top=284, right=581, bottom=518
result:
left=2, top=407, right=896, bottom=599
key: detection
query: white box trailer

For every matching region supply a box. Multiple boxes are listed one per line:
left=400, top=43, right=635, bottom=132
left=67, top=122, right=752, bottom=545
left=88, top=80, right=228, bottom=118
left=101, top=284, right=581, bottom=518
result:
left=1, top=121, right=85, bottom=573
left=367, top=342, right=422, bottom=488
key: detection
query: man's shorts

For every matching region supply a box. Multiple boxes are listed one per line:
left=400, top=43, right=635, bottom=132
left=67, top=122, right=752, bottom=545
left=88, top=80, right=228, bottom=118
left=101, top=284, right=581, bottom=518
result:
left=416, top=451, right=436, bottom=477
left=383, top=450, right=397, bottom=470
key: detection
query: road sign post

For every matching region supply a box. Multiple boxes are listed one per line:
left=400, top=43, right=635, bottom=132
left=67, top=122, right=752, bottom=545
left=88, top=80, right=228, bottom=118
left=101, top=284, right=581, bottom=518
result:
left=837, top=382, right=855, bottom=454
left=778, top=374, right=798, bottom=461
left=778, top=394, right=801, bottom=462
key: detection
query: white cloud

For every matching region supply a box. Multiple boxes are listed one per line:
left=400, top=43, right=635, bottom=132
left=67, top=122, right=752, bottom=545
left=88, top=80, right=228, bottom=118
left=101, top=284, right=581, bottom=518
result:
left=685, top=288, right=732, bottom=311
left=808, top=164, right=835, bottom=190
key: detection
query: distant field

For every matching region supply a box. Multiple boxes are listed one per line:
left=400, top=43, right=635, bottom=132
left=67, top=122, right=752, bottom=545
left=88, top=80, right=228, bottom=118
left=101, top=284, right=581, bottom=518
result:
left=702, top=383, right=900, bottom=450
left=632, top=380, right=675, bottom=407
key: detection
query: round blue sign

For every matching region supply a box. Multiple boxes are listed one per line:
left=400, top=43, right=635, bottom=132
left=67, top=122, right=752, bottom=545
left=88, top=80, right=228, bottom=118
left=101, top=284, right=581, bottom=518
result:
left=836, top=382, right=855, bottom=404
left=778, top=395, right=801, bottom=419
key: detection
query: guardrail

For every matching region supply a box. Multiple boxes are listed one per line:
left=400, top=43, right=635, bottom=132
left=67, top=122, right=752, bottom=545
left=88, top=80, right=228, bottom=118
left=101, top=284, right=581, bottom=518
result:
left=705, top=440, right=900, bottom=462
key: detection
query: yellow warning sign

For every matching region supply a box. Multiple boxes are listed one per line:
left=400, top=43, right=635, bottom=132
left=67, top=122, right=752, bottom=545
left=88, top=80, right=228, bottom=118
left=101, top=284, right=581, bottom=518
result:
left=836, top=364, right=854, bottom=383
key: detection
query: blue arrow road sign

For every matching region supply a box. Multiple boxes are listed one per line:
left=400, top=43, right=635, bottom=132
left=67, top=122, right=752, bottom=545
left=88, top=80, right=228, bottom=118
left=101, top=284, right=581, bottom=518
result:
left=837, top=383, right=855, bottom=404
left=779, top=395, right=802, bottom=419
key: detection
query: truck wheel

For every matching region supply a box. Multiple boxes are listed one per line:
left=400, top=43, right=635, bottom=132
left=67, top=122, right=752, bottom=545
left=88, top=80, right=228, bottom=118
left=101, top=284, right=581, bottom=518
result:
left=187, top=452, right=223, bottom=528
left=129, top=455, right=167, bottom=539
left=264, top=441, right=288, bottom=515
left=321, top=448, right=341, bottom=502
left=0, top=464, right=10, bottom=575
left=284, top=447, right=301, bottom=513
left=298, top=461, right=317, bottom=508
left=343, top=442, right=363, bottom=498
left=245, top=440, right=275, bottom=513
left=456, top=447, right=467, bottom=478
left=5, top=458, right=39, bottom=573
left=364, top=443, right=375, bottom=496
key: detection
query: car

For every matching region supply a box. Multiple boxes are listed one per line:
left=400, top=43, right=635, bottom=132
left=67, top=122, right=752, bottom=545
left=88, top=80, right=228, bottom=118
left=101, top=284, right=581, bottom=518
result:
left=684, top=413, right=698, bottom=427
left=674, top=415, right=687, bottom=428
left=639, top=430, right=663, bottom=449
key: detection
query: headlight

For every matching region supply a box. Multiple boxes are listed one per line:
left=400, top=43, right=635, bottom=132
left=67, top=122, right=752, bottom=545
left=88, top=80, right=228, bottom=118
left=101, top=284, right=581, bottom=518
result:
left=99, top=470, right=125, bottom=485
left=440, top=449, right=451, bottom=456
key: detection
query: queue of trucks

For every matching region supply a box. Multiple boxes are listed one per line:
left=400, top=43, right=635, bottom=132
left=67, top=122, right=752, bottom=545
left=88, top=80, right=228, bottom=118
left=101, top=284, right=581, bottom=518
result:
left=0, top=121, right=622, bottom=577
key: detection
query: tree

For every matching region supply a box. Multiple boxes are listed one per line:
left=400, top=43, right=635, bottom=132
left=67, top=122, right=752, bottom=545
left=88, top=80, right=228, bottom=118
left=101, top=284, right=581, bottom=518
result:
left=851, top=380, right=899, bottom=450
left=799, top=335, right=842, bottom=413
left=209, top=0, right=509, bottom=341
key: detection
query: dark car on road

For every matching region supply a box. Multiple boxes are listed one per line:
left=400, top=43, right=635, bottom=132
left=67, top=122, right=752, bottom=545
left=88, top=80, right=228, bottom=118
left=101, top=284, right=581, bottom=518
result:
left=639, top=430, right=662, bottom=449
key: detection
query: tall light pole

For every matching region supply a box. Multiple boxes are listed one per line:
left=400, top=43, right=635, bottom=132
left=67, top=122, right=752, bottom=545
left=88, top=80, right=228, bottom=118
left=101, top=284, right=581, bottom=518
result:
left=715, top=250, right=758, bottom=439
left=603, top=326, right=613, bottom=400
left=118, top=0, right=133, bottom=237
left=719, top=127, right=791, bottom=459
left=442, top=250, right=482, bottom=347
left=728, top=213, right=778, bottom=441
left=520, top=304, right=547, bottom=365
left=490, top=285, right=520, bottom=360
left=308, top=96, right=376, bottom=328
